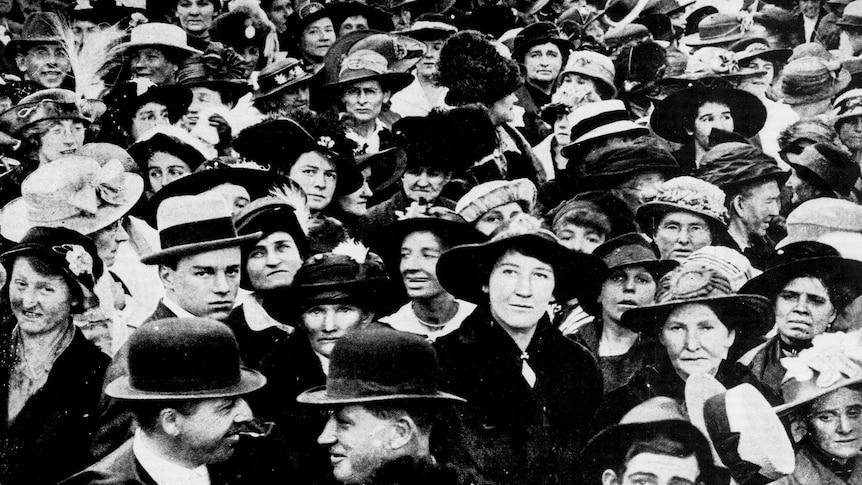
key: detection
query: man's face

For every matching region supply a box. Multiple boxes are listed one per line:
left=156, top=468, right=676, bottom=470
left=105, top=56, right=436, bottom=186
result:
left=689, top=102, right=734, bottom=150
left=300, top=17, right=336, bottom=60
left=268, top=0, right=292, bottom=32
left=38, top=119, right=85, bottom=164
left=160, top=247, right=241, bottom=321
left=301, top=303, right=369, bottom=357
left=288, top=151, right=337, bottom=212
left=523, top=42, right=563, bottom=84
left=487, top=249, right=556, bottom=332
left=417, top=39, right=445, bottom=79
left=318, top=404, right=399, bottom=484
left=602, top=452, right=700, bottom=485
left=807, top=387, right=862, bottom=462
left=600, top=266, right=657, bottom=324
left=838, top=116, right=862, bottom=151
left=733, top=180, right=781, bottom=237
left=339, top=15, right=369, bottom=36
left=401, top=167, right=450, bottom=203
left=342, top=80, right=389, bottom=123
left=653, top=211, right=713, bottom=261
left=400, top=230, right=447, bottom=300
left=660, top=303, right=735, bottom=380
left=799, top=0, right=822, bottom=19
left=475, top=202, right=524, bottom=236
left=177, top=397, right=254, bottom=465
left=16, top=43, right=71, bottom=89
left=775, top=276, right=836, bottom=342
left=786, top=170, right=818, bottom=206
left=131, top=47, right=178, bottom=85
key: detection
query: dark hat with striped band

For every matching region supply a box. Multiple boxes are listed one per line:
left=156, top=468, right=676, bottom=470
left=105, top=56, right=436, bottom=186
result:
left=140, top=191, right=261, bottom=265
left=560, top=100, right=648, bottom=159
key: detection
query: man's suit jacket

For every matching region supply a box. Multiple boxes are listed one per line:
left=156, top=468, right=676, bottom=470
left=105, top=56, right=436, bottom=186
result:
left=62, top=439, right=158, bottom=485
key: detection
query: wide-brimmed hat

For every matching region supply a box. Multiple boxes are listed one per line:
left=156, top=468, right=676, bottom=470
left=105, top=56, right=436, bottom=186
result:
left=128, top=125, right=213, bottom=179
left=636, top=176, right=728, bottom=237
left=560, top=50, right=617, bottom=98
left=1, top=226, right=104, bottom=313
left=685, top=373, right=795, bottom=482
left=684, top=246, right=759, bottom=292
left=561, top=100, right=648, bottom=158
left=106, top=317, right=266, bottom=400
left=787, top=142, right=860, bottom=196
left=0, top=89, right=90, bottom=137
left=578, top=397, right=716, bottom=483
left=455, top=178, right=536, bottom=224
left=681, top=13, right=747, bottom=47
left=683, top=47, right=767, bottom=81
left=642, top=0, right=695, bottom=16
left=779, top=198, right=862, bottom=248
left=355, top=146, right=407, bottom=194
left=297, top=326, right=465, bottom=405
left=5, top=12, right=62, bottom=63
left=140, top=191, right=261, bottom=265
left=730, top=37, right=791, bottom=66
left=437, top=214, right=607, bottom=303
left=253, top=57, right=315, bottom=101
left=328, top=1, right=394, bottom=32
left=739, top=240, right=862, bottom=305
left=778, top=56, right=851, bottom=106
left=324, top=30, right=427, bottom=88
left=511, top=22, right=575, bottom=61
left=578, top=137, right=680, bottom=191
left=620, top=264, right=774, bottom=337
left=116, top=22, right=203, bottom=59
left=0, top=156, right=143, bottom=242
left=397, top=16, right=458, bottom=41
left=325, top=49, right=414, bottom=93
left=102, top=79, right=192, bottom=127
left=837, top=0, right=862, bottom=28
left=773, top=330, right=862, bottom=414
left=650, top=84, right=766, bottom=144
left=696, top=142, right=791, bottom=193
left=594, top=232, right=679, bottom=277
left=176, top=53, right=252, bottom=100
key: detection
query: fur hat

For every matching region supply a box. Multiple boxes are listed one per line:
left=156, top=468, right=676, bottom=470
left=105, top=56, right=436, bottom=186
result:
left=210, top=3, right=274, bottom=52
left=437, top=30, right=522, bottom=107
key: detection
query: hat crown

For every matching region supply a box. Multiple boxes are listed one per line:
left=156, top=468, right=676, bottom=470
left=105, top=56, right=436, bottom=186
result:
left=594, top=233, right=660, bottom=268
left=643, top=176, right=728, bottom=224
left=697, top=143, right=788, bottom=190
left=696, top=13, right=744, bottom=41
left=294, top=240, right=388, bottom=289
left=456, top=178, right=536, bottom=223
left=339, top=49, right=390, bottom=79
left=154, top=192, right=241, bottom=251
left=20, top=12, right=61, bottom=40
left=842, top=0, right=862, bottom=19
left=1, top=88, right=87, bottom=135
left=782, top=57, right=843, bottom=97
left=764, top=241, right=841, bottom=270
left=129, top=22, right=189, bottom=48
left=656, top=265, right=734, bottom=304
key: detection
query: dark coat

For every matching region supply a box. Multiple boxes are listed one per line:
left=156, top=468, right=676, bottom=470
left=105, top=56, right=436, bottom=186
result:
left=513, top=83, right=551, bottom=146
left=738, top=335, right=786, bottom=400
left=792, top=10, right=826, bottom=44
left=433, top=307, right=603, bottom=485
left=0, top=321, right=110, bottom=485
left=772, top=440, right=862, bottom=485
left=225, top=299, right=295, bottom=371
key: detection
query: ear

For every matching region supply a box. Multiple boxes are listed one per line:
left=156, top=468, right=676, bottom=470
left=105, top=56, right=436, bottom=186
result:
left=382, top=91, right=391, bottom=104
left=15, top=52, right=28, bottom=73
left=482, top=284, right=489, bottom=294
left=360, top=310, right=375, bottom=325
left=730, top=194, right=745, bottom=215
left=601, top=469, right=620, bottom=485
left=389, top=415, right=417, bottom=451
left=159, top=408, right=183, bottom=437
left=158, top=264, right=174, bottom=291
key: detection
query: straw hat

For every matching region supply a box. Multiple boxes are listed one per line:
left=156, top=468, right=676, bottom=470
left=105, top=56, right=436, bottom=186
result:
left=116, top=22, right=203, bottom=58
left=636, top=176, right=728, bottom=237
left=681, top=13, right=747, bottom=47
left=560, top=100, right=648, bottom=158
left=0, top=156, right=143, bottom=242
left=325, top=49, right=414, bottom=94
left=684, top=246, right=759, bottom=291
left=837, top=0, right=862, bottom=29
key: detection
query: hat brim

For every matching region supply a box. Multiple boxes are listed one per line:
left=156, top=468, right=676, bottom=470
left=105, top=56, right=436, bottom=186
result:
left=635, top=201, right=728, bottom=241
left=0, top=174, right=144, bottom=242
left=252, top=70, right=316, bottom=100
left=681, top=30, right=746, bottom=47
left=180, top=79, right=252, bottom=99
left=325, top=72, right=415, bottom=94
left=739, top=256, right=862, bottom=302
left=437, top=233, right=607, bottom=305
left=774, top=372, right=862, bottom=415
left=5, top=38, right=61, bottom=63
left=140, top=232, right=262, bottom=265
left=323, top=30, right=425, bottom=87
left=778, top=68, right=852, bottom=106
left=105, top=367, right=266, bottom=400
left=619, top=294, right=774, bottom=336
left=357, top=146, right=408, bottom=193
left=561, top=121, right=649, bottom=158
left=651, top=86, right=766, bottom=144
left=116, top=41, right=203, bottom=58
left=609, top=258, right=680, bottom=279
left=736, top=48, right=792, bottom=66
left=296, top=385, right=466, bottom=405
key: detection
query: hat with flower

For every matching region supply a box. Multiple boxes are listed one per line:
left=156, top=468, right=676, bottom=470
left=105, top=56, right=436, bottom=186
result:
left=0, top=155, right=144, bottom=242
left=1, top=226, right=104, bottom=313
left=323, top=30, right=426, bottom=88
left=636, top=176, right=728, bottom=238
left=176, top=44, right=252, bottom=102
left=253, top=57, right=315, bottom=101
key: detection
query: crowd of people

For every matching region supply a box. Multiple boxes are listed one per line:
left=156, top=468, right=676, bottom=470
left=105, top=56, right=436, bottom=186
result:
left=2, top=0, right=862, bottom=483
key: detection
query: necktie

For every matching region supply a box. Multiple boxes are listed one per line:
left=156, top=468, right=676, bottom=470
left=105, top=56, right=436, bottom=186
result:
left=521, top=352, right=536, bottom=388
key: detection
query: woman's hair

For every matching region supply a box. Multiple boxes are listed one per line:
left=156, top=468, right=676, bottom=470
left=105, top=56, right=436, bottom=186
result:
left=553, top=202, right=613, bottom=239
left=778, top=269, right=857, bottom=315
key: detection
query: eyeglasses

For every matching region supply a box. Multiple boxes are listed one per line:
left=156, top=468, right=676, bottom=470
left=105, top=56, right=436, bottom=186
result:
left=656, top=222, right=708, bottom=238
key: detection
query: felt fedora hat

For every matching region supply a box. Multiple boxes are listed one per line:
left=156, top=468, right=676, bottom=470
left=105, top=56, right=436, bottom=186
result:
left=0, top=89, right=90, bottom=137
left=739, top=240, right=862, bottom=303
left=0, top=156, right=143, bottom=242
left=5, top=12, right=63, bottom=63
left=681, top=13, right=747, bottom=47
left=511, top=21, right=575, bottom=61
left=593, top=232, right=679, bottom=277
left=253, top=57, right=315, bottom=101
left=140, top=191, right=261, bottom=265
left=685, top=373, right=795, bottom=483
left=116, top=22, right=203, bottom=58
left=437, top=214, right=607, bottom=304
left=636, top=176, right=728, bottom=238
left=620, top=264, right=774, bottom=336
left=787, top=142, right=860, bottom=196
left=106, top=317, right=266, bottom=400
left=297, top=326, right=465, bottom=405
left=778, top=56, right=851, bottom=106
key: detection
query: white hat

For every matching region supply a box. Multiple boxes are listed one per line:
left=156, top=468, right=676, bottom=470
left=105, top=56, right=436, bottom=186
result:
left=117, top=23, right=203, bottom=58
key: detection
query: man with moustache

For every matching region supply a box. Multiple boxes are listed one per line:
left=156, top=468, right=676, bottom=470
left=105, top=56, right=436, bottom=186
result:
left=8, top=12, right=71, bottom=89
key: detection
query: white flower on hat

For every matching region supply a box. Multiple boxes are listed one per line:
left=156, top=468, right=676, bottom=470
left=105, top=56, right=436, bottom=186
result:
left=781, top=330, right=862, bottom=388
left=332, top=239, right=370, bottom=264
left=317, top=135, right=335, bottom=150
left=55, top=244, right=94, bottom=278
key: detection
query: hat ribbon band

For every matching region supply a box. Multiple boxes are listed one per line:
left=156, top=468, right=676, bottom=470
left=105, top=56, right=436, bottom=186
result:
left=159, top=217, right=239, bottom=249
left=325, top=376, right=437, bottom=399
left=704, top=396, right=775, bottom=484
left=701, top=23, right=743, bottom=41
left=568, top=110, right=631, bottom=142
left=257, top=66, right=307, bottom=93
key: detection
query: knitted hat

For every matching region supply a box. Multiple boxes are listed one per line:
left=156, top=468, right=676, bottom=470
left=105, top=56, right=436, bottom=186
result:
left=437, top=30, right=522, bottom=107
left=455, top=179, right=537, bottom=223
left=787, top=142, right=860, bottom=196
left=778, top=56, right=851, bottom=106
left=561, top=50, right=617, bottom=98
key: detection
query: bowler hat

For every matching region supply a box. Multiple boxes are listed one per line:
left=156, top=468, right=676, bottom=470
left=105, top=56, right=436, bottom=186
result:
left=593, top=232, right=678, bottom=277
left=512, top=22, right=575, bottom=62
left=837, top=0, right=862, bottom=28
left=106, top=317, right=266, bottom=400
left=620, top=264, right=774, bottom=337
left=778, top=56, right=851, bottom=106
left=297, top=326, right=465, bottom=405
left=140, top=191, right=261, bottom=265
left=787, top=142, right=860, bottom=196
left=681, top=13, right=746, bottom=47
left=0, top=89, right=89, bottom=137
left=253, top=57, right=315, bottom=101
left=5, top=12, right=62, bottom=63
left=696, top=142, right=790, bottom=192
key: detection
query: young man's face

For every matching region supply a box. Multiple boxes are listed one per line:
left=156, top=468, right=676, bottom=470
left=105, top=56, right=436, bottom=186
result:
left=601, top=452, right=700, bottom=485
left=16, top=43, right=71, bottom=89
left=688, top=101, right=734, bottom=151
left=175, top=396, right=254, bottom=465
left=317, top=404, right=400, bottom=484
left=160, top=246, right=242, bottom=321
left=131, top=47, right=178, bottom=85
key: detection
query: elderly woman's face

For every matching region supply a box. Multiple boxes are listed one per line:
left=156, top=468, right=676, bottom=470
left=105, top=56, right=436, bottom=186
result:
left=247, top=231, right=302, bottom=290
left=660, top=303, right=735, bottom=380
left=38, top=119, right=85, bottom=165
left=302, top=303, right=368, bottom=357
left=175, top=0, right=217, bottom=35
left=807, top=387, right=862, bottom=461
left=289, top=151, right=337, bottom=213
left=337, top=167, right=373, bottom=216
left=524, top=42, right=562, bottom=84
left=776, top=276, right=836, bottom=342
left=475, top=202, right=524, bottom=236
left=9, top=256, right=74, bottom=337
left=487, top=249, right=556, bottom=333
left=653, top=211, right=713, bottom=261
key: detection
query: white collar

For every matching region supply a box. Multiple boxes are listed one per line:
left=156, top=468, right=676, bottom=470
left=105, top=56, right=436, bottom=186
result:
left=161, top=296, right=199, bottom=319
left=314, top=351, right=330, bottom=375
left=133, top=429, right=211, bottom=485
left=243, top=295, right=294, bottom=334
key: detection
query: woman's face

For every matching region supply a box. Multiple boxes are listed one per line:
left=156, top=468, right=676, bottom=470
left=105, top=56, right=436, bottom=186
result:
left=131, top=101, right=171, bottom=141
left=38, top=119, right=85, bottom=165
left=660, top=303, right=735, bottom=381
left=246, top=231, right=302, bottom=290
left=300, top=17, right=335, bottom=61
left=807, top=386, right=862, bottom=462
left=175, top=0, right=217, bottom=36
left=147, top=151, right=193, bottom=193
left=737, top=58, right=775, bottom=98
left=487, top=249, right=556, bottom=334
left=600, top=266, right=657, bottom=324
left=288, top=151, right=337, bottom=213
left=554, top=222, right=605, bottom=254
left=488, top=92, right=518, bottom=125
left=131, top=47, right=178, bottom=85
left=523, top=42, right=562, bottom=85
left=560, top=72, right=600, bottom=99
left=277, top=84, right=311, bottom=111
left=474, top=202, right=524, bottom=236
left=775, top=276, right=837, bottom=343
left=838, top=116, right=862, bottom=152
left=9, top=256, right=74, bottom=337
left=337, top=167, right=373, bottom=216
left=400, top=230, right=447, bottom=300
left=653, top=211, right=713, bottom=261
left=302, top=303, right=368, bottom=357
left=417, top=39, right=445, bottom=79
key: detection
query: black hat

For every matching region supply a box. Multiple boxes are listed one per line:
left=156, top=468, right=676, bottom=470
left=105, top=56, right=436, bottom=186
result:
left=437, top=30, right=522, bottom=107
left=64, top=0, right=137, bottom=25
left=355, top=146, right=408, bottom=194
left=593, top=232, right=678, bottom=277
left=297, top=326, right=465, bottom=405
left=730, top=37, right=792, bottom=66
left=176, top=50, right=252, bottom=101
left=695, top=142, right=791, bottom=193
left=105, top=317, right=266, bottom=400
left=511, top=22, right=575, bottom=62
left=391, top=112, right=490, bottom=173
left=210, top=4, right=273, bottom=52
left=127, top=126, right=211, bottom=182
left=103, top=80, right=192, bottom=129
left=5, top=13, right=62, bottom=64
left=786, top=142, right=860, bottom=196
left=287, top=2, right=333, bottom=41
left=579, top=137, right=680, bottom=191
left=651, top=85, right=767, bottom=144
left=329, top=1, right=395, bottom=33
left=253, top=57, right=315, bottom=101
left=458, top=5, right=516, bottom=39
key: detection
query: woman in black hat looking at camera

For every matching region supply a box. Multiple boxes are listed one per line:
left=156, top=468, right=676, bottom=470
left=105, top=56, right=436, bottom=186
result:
left=0, top=226, right=110, bottom=485
left=287, top=3, right=336, bottom=72
left=433, top=213, right=605, bottom=485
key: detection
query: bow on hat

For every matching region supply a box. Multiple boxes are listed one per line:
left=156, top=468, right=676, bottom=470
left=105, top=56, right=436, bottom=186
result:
left=27, top=158, right=128, bottom=223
